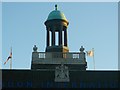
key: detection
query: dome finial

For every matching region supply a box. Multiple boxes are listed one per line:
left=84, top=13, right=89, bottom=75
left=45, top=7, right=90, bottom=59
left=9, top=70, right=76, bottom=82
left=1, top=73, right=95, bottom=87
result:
left=55, top=4, right=57, bottom=10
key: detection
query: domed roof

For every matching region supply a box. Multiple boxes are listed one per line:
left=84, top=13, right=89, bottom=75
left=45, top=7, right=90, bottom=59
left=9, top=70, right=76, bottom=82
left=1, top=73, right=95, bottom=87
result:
left=46, top=5, right=68, bottom=22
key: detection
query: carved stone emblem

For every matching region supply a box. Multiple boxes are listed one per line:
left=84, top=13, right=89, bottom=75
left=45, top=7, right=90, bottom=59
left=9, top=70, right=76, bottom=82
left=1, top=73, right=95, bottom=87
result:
left=54, top=63, right=70, bottom=82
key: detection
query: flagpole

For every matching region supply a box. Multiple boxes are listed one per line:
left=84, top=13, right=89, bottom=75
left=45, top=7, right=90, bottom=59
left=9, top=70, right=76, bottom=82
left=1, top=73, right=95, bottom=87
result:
left=92, top=48, right=95, bottom=70
left=10, top=47, right=12, bottom=69
left=10, top=58, right=12, bottom=69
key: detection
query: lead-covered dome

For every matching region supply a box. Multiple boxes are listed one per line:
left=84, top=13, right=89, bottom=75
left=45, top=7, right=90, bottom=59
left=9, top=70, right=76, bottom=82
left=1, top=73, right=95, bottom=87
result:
left=46, top=5, right=68, bottom=22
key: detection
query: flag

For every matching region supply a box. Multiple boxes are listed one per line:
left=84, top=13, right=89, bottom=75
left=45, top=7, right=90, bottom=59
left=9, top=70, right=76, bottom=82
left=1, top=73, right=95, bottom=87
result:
left=4, top=48, right=12, bottom=65
left=86, top=49, right=94, bottom=57
left=86, top=48, right=95, bottom=70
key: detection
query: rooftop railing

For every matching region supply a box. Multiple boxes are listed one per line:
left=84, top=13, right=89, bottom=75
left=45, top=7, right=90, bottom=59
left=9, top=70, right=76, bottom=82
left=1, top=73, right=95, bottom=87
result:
left=32, top=52, right=85, bottom=59
left=32, top=52, right=86, bottom=64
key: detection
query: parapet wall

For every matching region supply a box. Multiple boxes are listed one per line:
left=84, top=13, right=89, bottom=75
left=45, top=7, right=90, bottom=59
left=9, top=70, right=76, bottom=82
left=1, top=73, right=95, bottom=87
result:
left=1, top=69, right=119, bottom=88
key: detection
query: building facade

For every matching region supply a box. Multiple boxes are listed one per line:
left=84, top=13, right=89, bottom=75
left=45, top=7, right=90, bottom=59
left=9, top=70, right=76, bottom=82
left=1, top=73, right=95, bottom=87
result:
left=1, top=5, right=119, bottom=89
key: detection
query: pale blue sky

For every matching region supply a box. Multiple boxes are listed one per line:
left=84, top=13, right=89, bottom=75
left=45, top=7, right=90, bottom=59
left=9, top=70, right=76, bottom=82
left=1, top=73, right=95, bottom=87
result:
left=2, top=2, right=118, bottom=70
left=0, top=2, right=2, bottom=69
left=1, top=0, right=119, bottom=2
